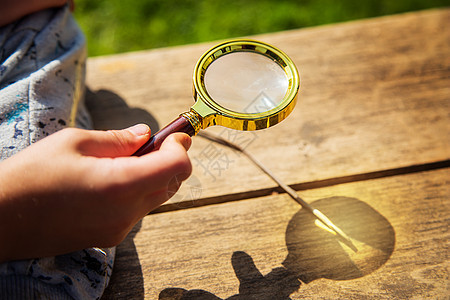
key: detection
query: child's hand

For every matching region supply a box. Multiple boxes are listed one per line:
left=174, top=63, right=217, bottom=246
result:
left=0, top=124, right=192, bottom=262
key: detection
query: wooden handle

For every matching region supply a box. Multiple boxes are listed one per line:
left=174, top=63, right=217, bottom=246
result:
left=132, top=115, right=195, bottom=156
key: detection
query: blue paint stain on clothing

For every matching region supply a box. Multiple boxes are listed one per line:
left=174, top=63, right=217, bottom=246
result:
left=5, top=102, right=28, bottom=124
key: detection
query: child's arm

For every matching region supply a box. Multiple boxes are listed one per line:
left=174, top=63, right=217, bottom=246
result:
left=0, top=124, right=192, bottom=262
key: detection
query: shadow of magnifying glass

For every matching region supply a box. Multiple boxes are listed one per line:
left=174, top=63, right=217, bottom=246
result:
left=283, top=196, right=395, bottom=284
left=159, top=197, right=395, bottom=299
left=225, top=196, right=396, bottom=299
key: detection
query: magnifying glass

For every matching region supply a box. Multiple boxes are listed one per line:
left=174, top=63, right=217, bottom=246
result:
left=133, top=39, right=300, bottom=156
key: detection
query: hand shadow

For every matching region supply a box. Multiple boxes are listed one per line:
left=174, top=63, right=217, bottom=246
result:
left=101, top=221, right=145, bottom=299
left=159, top=196, right=396, bottom=299
left=84, top=87, right=159, bottom=299
left=159, top=252, right=298, bottom=300
left=85, top=88, right=159, bottom=132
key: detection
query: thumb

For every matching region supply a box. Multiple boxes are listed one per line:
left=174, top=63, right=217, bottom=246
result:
left=232, top=251, right=264, bottom=284
left=79, top=124, right=150, bottom=157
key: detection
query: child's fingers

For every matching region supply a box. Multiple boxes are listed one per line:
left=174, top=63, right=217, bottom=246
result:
left=160, top=132, right=192, bottom=152
left=148, top=132, right=192, bottom=180
left=104, top=133, right=192, bottom=193
left=91, top=132, right=192, bottom=191
left=77, top=124, right=151, bottom=157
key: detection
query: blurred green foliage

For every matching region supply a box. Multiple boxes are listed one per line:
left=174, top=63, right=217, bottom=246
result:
left=73, top=0, right=449, bottom=56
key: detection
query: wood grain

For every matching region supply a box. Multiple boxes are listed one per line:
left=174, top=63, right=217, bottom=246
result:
left=102, top=167, right=449, bottom=299
left=86, top=9, right=450, bottom=205
left=90, top=9, right=450, bottom=299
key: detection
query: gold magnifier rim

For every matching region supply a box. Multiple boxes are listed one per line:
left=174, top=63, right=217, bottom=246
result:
left=192, top=39, right=300, bottom=131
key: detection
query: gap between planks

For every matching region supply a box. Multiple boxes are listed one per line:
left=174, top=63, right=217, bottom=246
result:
left=150, top=159, right=450, bottom=214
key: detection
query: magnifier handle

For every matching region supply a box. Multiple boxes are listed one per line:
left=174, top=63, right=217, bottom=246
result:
left=132, top=115, right=195, bottom=156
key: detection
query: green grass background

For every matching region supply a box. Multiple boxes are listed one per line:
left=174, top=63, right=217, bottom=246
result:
left=73, top=0, right=449, bottom=57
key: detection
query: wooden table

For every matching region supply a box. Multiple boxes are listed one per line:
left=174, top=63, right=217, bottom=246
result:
left=86, top=9, right=449, bottom=299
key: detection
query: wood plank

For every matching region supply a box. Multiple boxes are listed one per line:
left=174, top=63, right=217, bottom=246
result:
left=86, top=9, right=450, bottom=204
left=102, top=168, right=450, bottom=299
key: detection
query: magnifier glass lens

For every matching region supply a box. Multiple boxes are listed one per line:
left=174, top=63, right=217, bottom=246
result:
left=133, top=40, right=299, bottom=156
left=204, top=52, right=289, bottom=114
